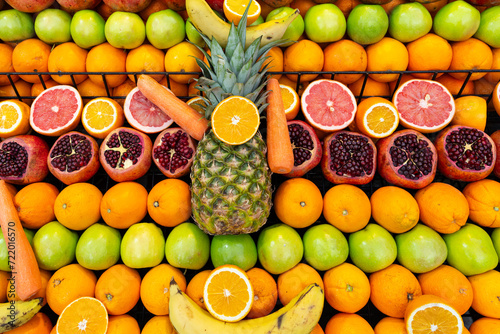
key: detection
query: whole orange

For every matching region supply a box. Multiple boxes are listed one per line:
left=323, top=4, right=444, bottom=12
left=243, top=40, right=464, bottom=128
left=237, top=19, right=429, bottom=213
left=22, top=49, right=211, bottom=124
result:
left=366, top=37, right=409, bottom=83
left=246, top=267, right=278, bottom=319
left=126, top=44, right=165, bottom=82
left=141, top=315, right=177, bottom=334
left=48, top=42, right=88, bottom=85
left=100, top=181, right=148, bottom=229
left=468, top=269, right=500, bottom=318
left=8, top=312, right=52, bottom=334
left=324, top=313, right=374, bottom=334
left=107, top=314, right=140, bottom=334
left=284, top=40, right=324, bottom=82
left=406, top=33, right=453, bottom=79
left=436, top=73, right=475, bottom=96
left=14, top=182, right=59, bottom=229
left=12, top=39, right=51, bottom=84
left=185, top=269, right=212, bottom=310
left=449, top=38, right=493, bottom=81
left=140, top=263, right=187, bottom=316
left=322, top=40, right=367, bottom=85
left=86, top=42, right=127, bottom=88
left=164, top=41, right=203, bottom=84
left=147, top=179, right=191, bottom=227
left=323, top=184, right=371, bottom=233
left=373, top=317, right=406, bottom=334
left=450, top=96, right=487, bottom=131
left=0, top=43, right=18, bottom=86
left=261, top=46, right=284, bottom=80
left=462, top=179, right=500, bottom=228
left=277, top=263, right=324, bottom=306
left=469, top=317, right=500, bottom=334
left=95, top=264, right=141, bottom=315
left=323, top=262, right=370, bottom=314
left=273, top=178, right=323, bottom=229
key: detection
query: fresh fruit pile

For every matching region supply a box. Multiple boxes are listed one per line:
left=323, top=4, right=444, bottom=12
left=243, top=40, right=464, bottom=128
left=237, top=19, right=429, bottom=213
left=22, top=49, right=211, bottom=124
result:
left=1, top=0, right=500, bottom=333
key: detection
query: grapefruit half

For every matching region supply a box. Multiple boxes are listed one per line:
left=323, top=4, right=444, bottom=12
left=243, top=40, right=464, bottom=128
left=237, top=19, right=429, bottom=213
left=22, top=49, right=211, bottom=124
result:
left=124, top=87, right=173, bottom=134
left=301, top=79, right=357, bottom=131
left=393, top=79, right=455, bottom=133
left=30, top=85, right=83, bottom=137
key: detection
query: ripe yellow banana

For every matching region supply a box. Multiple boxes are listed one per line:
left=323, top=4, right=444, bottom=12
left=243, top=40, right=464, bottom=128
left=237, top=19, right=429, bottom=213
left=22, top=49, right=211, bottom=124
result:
left=186, top=0, right=300, bottom=48
left=0, top=297, right=43, bottom=333
left=169, top=279, right=324, bottom=334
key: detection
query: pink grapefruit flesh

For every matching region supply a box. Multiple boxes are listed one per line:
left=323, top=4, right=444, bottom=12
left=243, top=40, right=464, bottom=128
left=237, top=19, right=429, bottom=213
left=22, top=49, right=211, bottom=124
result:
left=124, top=87, right=173, bottom=134
left=30, top=85, right=83, bottom=136
left=301, top=79, right=357, bottom=131
left=393, top=79, right=455, bottom=133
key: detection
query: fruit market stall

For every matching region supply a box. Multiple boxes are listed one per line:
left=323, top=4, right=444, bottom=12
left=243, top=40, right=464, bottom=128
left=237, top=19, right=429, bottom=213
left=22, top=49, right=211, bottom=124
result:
left=1, top=0, right=500, bottom=333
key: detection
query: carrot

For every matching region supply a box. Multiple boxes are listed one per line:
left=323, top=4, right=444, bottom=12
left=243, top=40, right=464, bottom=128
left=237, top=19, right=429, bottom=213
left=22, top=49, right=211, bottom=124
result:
left=0, top=180, right=42, bottom=301
left=266, top=78, right=294, bottom=174
left=137, top=74, right=209, bottom=141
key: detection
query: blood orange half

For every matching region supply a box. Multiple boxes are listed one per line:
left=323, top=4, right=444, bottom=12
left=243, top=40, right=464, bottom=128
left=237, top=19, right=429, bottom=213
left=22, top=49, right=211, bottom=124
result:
left=30, top=85, right=83, bottom=137
left=393, top=79, right=455, bottom=133
left=301, top=79, right=357, bottom=131
left=124, top=87, right=173, bottom=134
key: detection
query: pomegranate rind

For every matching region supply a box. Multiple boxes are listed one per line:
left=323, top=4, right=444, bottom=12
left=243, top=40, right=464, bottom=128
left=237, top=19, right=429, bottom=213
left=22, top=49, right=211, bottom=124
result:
left=152, top=127, right=196, bottom=178
left=0, top=134, right=50, bottom=185
left=321, top=131, right=377, bottom=185
left=48, top=131, right=101, bottom=185
left=435, top=125, right=496, bottom=182
left=301, top=79, right=357, bottom=132
left=29, top=85, right=83, bottom=137
left=393, top=79, right=455, bottom=134
left=124, top=87, right=173, bottom=134
left=284, top=120, right=322, bottom=178
left=99, top=127, right=152, bottom=182
left=377, top=129, right=437, bottom=190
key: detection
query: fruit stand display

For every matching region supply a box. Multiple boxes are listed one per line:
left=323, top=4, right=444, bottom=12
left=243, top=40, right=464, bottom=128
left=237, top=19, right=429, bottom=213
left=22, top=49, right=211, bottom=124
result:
left=1, top=0, right=500, bottom=333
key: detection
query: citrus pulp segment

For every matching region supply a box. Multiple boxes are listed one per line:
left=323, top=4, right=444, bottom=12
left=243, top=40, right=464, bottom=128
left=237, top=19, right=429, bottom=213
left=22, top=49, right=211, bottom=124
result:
left=393, top=79, right=455, bottom=133
left=301, top=79, right=357, bottom=131
left=203, top=264, right=254, bottom=322
left=0, top=100, right=30, bottom=138
left=355, top=97, right=399, bottom=138
left=124, top=87, right=173, bottom=134
left=405, top=295, right=464, bottom=334
left=223, top=0, right=261, bottom=26
left=211, top=96, right=260, bottom=145
left=56, top=296, right=108, bottom=334
left=82, top=97, right=124, bottom=139
left=29, top=85, right=83, bottom=136
left=280, top=84, right=300, bottom=120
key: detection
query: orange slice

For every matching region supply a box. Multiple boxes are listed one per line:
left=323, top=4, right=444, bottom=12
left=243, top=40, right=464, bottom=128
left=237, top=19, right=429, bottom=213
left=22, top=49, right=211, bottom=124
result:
left=0, top=100, right=31, bottom=138
left=203, top=265, right=254, bottom=322
left=355, top=97, right=399, bottom=139
left=280, top=84, right=300, bottom=120
left=493, top=80, right=500, bottom=117
left=82, top=97, right=125, bottom=139
left=223, top=0, right=261, bottom=26
left=186, top=96, right=207, bottom=116
left=56, top=296, right=108, bottom=334
left=405, top=294, right=464, bottom=334
left=211, top=96, right=260, bottom=145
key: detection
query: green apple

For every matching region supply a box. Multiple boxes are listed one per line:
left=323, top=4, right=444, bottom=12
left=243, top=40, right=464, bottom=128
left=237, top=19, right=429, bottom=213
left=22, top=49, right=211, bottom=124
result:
left=395, top=224, right=447, bottom=274
left=349, top=223, right=397, bottom=273
left=347, top=4, right=389, bottom=45
left=474, top=6, right=500, bottom=48
left=304, top=4, right=346, bottom=43
left=165, top=222, right=210, bottom=270
left=186, top=18, right=205, bottom=48
left=105, top=11, right=145, bottom=49
left=492, top=227, right=500, bottom=258
left=0, top=228, right=34, bottom=272
left=121, top=222, right=165, bottom=269
left=76, top=223, right=121, bottom=271
left=34, top=9, right=72, bottom=44
left=443, top=223, right=499, bottom=276
left=266, top=7, right=304, bottom=47
left=32, top=221, right=79, bottom=271
left=210, top=234, right=257, bottom=271
left=146, top=9, right=185, bottom=50
left=433, top=0, right=480, bottom=42
left=0, top=9, right=35, bottom=42
left=70, top=9, right=106, bottom=49
left=389, top=2, right=432, bottom=43
left=302, top=224, right=348, bottom=271
left=257, top=223, right=303, bottom=275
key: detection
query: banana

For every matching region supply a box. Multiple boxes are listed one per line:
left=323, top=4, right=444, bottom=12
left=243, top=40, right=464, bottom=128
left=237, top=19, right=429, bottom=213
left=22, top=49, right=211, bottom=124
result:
left=169, top=279, right=324, bottom=334
left=0, top=297, right=43, bottom=333
left=186, top=0, right=300, bottom=48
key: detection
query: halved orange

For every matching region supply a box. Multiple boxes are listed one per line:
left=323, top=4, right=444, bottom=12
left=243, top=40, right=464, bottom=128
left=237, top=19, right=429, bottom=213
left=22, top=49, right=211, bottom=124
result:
left=186, top=96, right=207, bottom=116
left=56, top=296, right=108, bottom=334
left=223, top=0, right=261, bottom=26
left=493, top=81, right=500, bottom=117
left=280, top=84, right=300, bottom=120
left=355, top=97, right=399, bottom=139
left=405, top=294, right=464, bottom=334
left=82, top=97, right=125, bottom=139
left=211, top=96, right=260, bottom=145
left=203, top=265, right=254, bottom=322
left=0, top=100, right=31, bottom=138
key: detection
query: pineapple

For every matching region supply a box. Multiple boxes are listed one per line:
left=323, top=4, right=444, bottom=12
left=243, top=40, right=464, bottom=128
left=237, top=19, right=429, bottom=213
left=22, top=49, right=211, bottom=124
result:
left=189, top=10, right=287, bottom=235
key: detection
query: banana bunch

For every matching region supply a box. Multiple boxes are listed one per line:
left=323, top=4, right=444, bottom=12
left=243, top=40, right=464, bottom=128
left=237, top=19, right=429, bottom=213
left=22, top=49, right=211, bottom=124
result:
left=186, top=0, right=300, bottom=48
left=0, top=297, right=43, bottom=333
left=169, top=279, right=324, bottom=334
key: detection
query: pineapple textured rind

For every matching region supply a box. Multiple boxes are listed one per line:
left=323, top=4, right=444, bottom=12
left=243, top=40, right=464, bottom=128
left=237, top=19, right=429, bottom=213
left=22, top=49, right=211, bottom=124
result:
left=190, top=130, right=273, bottom=235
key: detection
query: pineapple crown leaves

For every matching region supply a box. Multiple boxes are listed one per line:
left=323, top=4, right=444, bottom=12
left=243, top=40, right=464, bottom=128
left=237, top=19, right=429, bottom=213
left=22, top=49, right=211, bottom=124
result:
left=189, top=0, right=289, bottom=119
